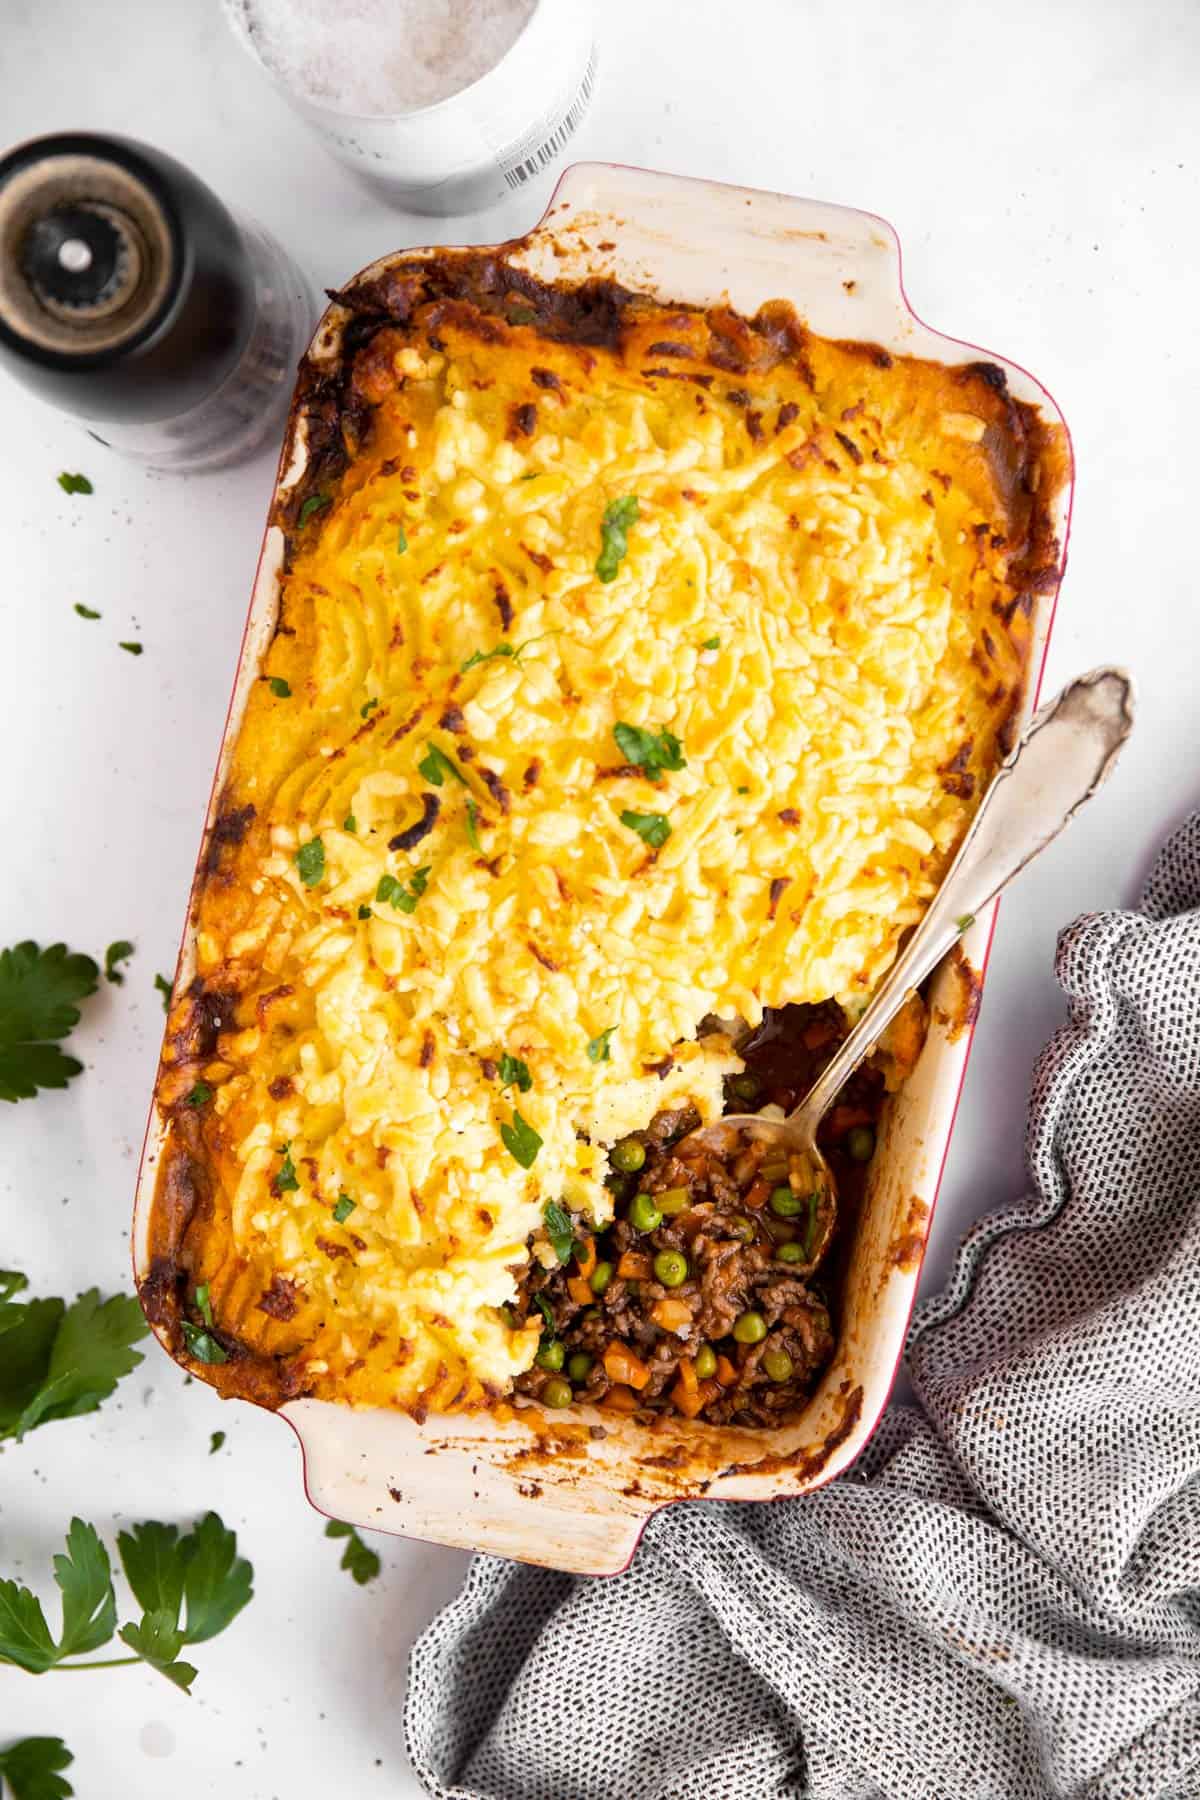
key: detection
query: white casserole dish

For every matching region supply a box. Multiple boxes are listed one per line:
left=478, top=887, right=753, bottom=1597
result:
left=132, top=162, right=1073, bottom=1576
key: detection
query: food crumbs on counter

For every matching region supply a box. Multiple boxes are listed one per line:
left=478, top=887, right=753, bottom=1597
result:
left=57, top=471, right=92, bottom=494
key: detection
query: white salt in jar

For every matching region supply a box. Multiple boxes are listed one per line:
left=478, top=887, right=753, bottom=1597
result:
left=224, top=0, right=596, bottom=215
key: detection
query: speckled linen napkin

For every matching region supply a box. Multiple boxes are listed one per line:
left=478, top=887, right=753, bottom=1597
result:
left=404, top=813, right=1200, bottom=1800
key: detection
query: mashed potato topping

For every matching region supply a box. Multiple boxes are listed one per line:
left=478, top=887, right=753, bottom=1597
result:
left=145, top=257, right=1064, bottom=1417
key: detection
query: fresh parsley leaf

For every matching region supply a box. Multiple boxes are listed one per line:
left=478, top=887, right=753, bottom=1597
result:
left=532, top=1293, right=555, bottom=1334
left=73, top=603, right=100, bottom=620
left=117, top=1609, right=196, bottom=1692
left=595, top=495, right=639, bottom=582
left=57, top=473, right=92, bottom=495
left=295, top=837, right=325, bottom=887
left=360, top=697, right=379, bottom=718
left=185, top=1081, right=212, bottom=1108
left=543, top=1200, right=574, bottom=1264
left=587, top=1026, right=616, bottom=1064
left=461, top=643, right=515, bottom=672
left=0, top=941, right=99, bottom=1104
left=701, top=635, right=720, bottom=650
left=0, top=1283, right=147, bottom=1443
left=114, top=1522, right=186, bottom=1623
left=118, top=641, right=143, bottom=656
left=418, top=743, right=467, bottom=788
left=194, top=1284, right=214, bottom=1328
left=297, top=493, right=330, bottom=527
left=396, top=527, right=408, bottom=555
left=179, top=1323, right=227, bottom=1365
left=357, top=904, right=372, bottom=920
left=0, top=1735, right=75, bottom=1800
left=619, top=809, right=671, bottom=850
left=612, top=722, right=686, bottom=781
left=154, top=973, right=172, bottom=1011
left=103, top=940, right=134, bottom=986
left=498, top=1052, right=532, bottom=1093
left=324, top=1520, right=381, bottom=1585
left=52, top=1520, right=116, bottom=1659
left=177, top=1511, right=254, bottom=1644
left=332, top=1194, right=356, bottom=1223
left=273, top=1144, right=299, bottom=1193
left=500, top=1108, right=542, bottom=1169
left=376, top=868, right=430, bottom=914
left=465, top=796, right=481, bottom=851
left=343, top=813, right=357, bottom=833
left=957, top=913, right=976, bottom=933
left=209, top=1430, right=225, bottom=1454
left=268, top=676, right=291, bottom=698
left=0, top=1579, right=57, bottom=1673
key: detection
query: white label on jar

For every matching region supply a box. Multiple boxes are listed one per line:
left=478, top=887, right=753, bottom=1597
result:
left=501, top=51, right=597, bottom=188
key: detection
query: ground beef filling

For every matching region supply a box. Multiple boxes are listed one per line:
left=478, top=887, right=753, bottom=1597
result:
left=512, top=1001, right=887, bottom=1427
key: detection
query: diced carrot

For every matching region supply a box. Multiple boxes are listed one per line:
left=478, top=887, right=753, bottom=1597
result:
left=827, top=1103, right=874, bottom=1137
left=492, top=1402, right=515, bottom=1424
left=567, top=1276, right=593, bottom=1307
left=602, top=1384, right=639, bottom=1413
left=603, top=1342, right=651, bottom=1390
left=671, top=1375, right=706, bottom=1418
left=715, top=1354, right=739, bottom=1387
left=616, top=1249, right=652, bottom=1280
left=651, top=1297, right=693, bottom=1333
left=574, top=1236, right=597, bottom=1280
left=743, top=1176, right=771, bottom=1211
left=675, top=1356, right=699, bottom=1395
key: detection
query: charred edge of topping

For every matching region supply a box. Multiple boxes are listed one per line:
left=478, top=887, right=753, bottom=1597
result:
left=389, top=792, right=440, bottom=851
left=204, top=801, right=256, bottom=876
left=718, top=1382, right=864, bottom=1482
left=937, top=944, right=983, bottom=1042
left=479, top=766, right=512, bottom=814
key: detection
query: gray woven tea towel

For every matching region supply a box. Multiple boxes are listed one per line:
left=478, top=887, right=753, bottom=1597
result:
left=405, top=813, right=1200, bottom=1800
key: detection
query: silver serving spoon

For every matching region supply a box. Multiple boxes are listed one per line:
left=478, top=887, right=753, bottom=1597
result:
left=677, top=667, right=1135, bottom=1253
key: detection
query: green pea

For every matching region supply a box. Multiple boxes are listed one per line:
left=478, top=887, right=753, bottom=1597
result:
left=777, top=1241, right=805, bottom=1264
left=847, top=1126, right=876, bottom=1163
left=769, top=1185, right=805, bottom=1217
left=731, top=1072, right=761, bottom=1102
left=611, top=1136, right=646, bottom=1173
left=582, top=1306, right=601, bottom=1323
left=542, top=1376, right=573, bottom=1408
left=567, top=1351, right=593, bottom=1382
left=728, top=1214, right=757, bottom=1243
left=653, top=1250, right=688, bottom=1288
left=694, top=1344, right=717, bottom=1379
left=762, top=1348, right=794, bottom=1382
left=657, top=1187, right=691, bottom=1216
left=590, top=1260, right=614, bottom=1294
left=629, top=1192, right=663, bottom=1232
left=732, top=1310, right=767, bottom=1344
left=535, top=1339, right=564, bottom=1371
left=498, top=1303, right=518, bottom=1328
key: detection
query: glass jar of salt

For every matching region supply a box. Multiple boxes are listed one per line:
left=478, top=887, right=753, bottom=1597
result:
left=223, top=0, right=596, bottom=214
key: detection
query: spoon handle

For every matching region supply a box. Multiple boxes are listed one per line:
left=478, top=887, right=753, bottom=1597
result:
left=791, top=666, right=1135, bottom=1134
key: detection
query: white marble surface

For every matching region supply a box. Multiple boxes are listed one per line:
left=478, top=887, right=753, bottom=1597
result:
left=2, top=0, right=1197, bottom=1791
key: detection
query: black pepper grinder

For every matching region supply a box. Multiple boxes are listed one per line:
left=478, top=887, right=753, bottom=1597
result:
left=0, top=132, right=314, bottom=472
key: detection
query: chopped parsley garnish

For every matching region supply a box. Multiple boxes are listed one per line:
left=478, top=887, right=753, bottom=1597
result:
left=612, top=722, right=686, bottom=781
left=620, top=808, right=671, bottom=850
left=587, top=1026, right=616, bottom=1064
left=74, top=602, right=101, bottom=619
left=268, top=676, right=291, bottom=698
left=595, top=495, right=639, bottom=582
left=0, top=940, right=99, bottom=1104
left=103, top=939, right=134, bottom=986
left=57, top=472, right=92, bottom=495
left=357, top=904, right=372, bottom=920
left=343, top=813, right=357, bottom=833
left=0, top=1272, right=147, bottom=1441
left=418, top=743, right=467, bottom=788
left=498, top=1052, right=532, bottom=1093
left=376, top=867, right=430, bottom=914
left=295, top=838, right=325, bottom=887
left=325, top=1519, right=381, bottom=1585
left=118, top=641, right=143, bottom=656
left=297, top=493, right=330, bottom=526
left=209, top=1430, right=226, bottom=1454
left=461, top=631, right=558, bottom=673
left=736, top=785, right=750, bottom=794
left=273, top=1144, right=299, bottom=1194
left=533, top=1293, right=555, bottom=1333
left=957, top=913, right=976, bottom=933
left=185, top=1081, right=212, bottom=1108
left=465, top=796, right=482, bottom=851
left=701, top=635, right=720, bottom=650
left=194, top=1283, right=214, bottom=1328
left=360, top=697, right=379, bottom=718
left=154, top=973, right=172, bottom=1012
left=180, top=1322, right=227, bottom=1365
left=543, top=1200, right=574, bottom=1264
left=500, top=1108, right=542, bottom=1169
left=332, top=1194, right=356, bottom=1223
left=396, top=525, right=409, bottom=556
left=507, top=305, right=537, bottom=325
